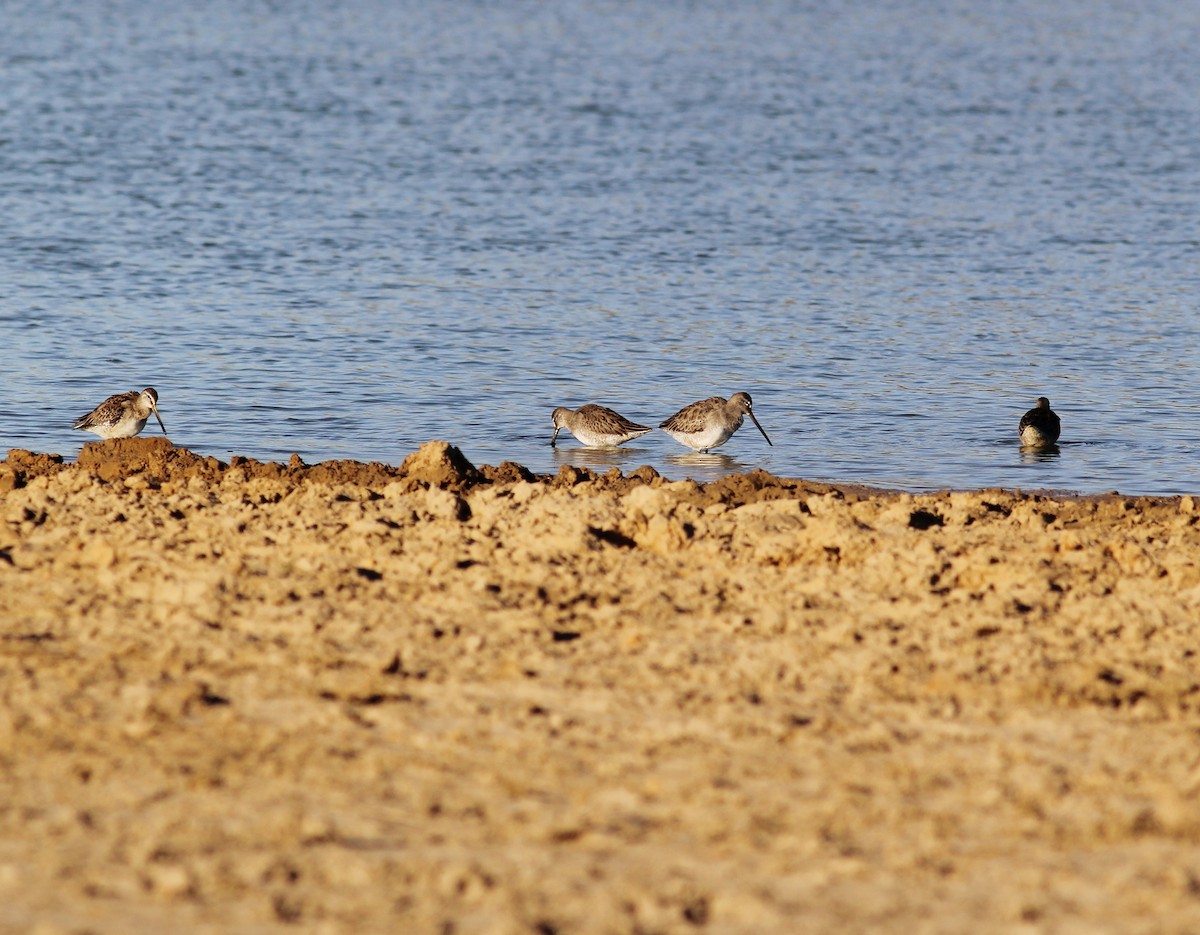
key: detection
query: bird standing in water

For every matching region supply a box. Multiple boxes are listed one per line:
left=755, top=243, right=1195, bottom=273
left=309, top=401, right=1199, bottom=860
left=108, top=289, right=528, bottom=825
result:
left=551, top=404, right=652, bottom=448
left=1018, top=396, right=1060, bottom=448
left=660, top=392, right=773, bottom=452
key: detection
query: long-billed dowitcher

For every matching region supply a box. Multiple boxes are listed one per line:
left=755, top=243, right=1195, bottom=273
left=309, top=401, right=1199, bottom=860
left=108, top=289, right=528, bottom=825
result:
left=73, top=387, right=167, bottom=439
left=659, top=392, right=773, bottom=452
left=1018, top=396, right=1060, bottom=448
left=551, top=404, right=652, bottom=448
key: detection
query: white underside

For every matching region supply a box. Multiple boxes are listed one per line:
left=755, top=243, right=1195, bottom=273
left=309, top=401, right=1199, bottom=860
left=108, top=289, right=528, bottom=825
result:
left=83, top=415, right=148, bottom=440
left=571, top=427, right=651, bottom=448
left=663, top=425, right=736, bottom=452
left=1020, top=425, right=1053, bottom=447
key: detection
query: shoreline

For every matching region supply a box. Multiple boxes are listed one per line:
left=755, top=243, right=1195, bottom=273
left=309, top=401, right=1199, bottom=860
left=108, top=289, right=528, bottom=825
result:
left=3, top=438, right=1199, bottom=932
left=0, top=436, right=1169, bottom=506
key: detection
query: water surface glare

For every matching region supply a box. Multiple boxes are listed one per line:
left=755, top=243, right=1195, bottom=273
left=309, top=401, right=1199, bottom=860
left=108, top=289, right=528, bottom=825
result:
left=3, top=0, right=1200, bottom=494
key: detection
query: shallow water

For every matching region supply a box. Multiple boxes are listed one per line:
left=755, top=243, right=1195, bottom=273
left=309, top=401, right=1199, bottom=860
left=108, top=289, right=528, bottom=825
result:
left=3, top=0, right=1200, bottom=494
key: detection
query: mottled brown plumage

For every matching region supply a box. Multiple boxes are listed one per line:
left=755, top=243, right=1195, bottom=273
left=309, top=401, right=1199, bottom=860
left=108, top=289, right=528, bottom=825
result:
left=74, top=387, right=167, bottom=439
left=551, top=404, right=652, bottom=448
left=660, top=392, right=772, bottom=452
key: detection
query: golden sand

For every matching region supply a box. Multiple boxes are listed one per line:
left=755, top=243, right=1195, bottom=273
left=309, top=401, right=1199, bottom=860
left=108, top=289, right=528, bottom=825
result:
left=2, top=438, right=1199, bottom=933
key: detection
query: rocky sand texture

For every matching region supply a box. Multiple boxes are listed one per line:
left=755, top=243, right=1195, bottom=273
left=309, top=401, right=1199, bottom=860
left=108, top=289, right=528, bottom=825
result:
left=3, top=438, right=1200, bottom=934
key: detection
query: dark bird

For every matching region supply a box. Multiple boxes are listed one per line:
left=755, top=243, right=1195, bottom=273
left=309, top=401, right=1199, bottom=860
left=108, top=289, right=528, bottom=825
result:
left=1018, top=396, right=1060, bottom=448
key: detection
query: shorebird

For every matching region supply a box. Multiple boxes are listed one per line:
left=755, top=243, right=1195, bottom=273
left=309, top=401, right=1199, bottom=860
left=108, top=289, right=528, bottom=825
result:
left=551, top=404, right=652, bottom=448
left=1018, top=396, right=1061, bottom=448
left=660, top=392, right=773, bottom=452
left=73, top=387, right=167, bottom=440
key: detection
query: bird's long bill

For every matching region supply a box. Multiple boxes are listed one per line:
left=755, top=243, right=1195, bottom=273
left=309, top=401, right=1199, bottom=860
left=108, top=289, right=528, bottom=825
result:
left=152, top=406, right=167, bottom=435
left=551, top=426, right=559, bottom=447
left=748, top=409, right=773, bottom=446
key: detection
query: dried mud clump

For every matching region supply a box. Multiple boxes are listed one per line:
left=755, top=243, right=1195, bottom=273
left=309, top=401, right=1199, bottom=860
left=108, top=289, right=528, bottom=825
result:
left=60, top=438, right=492, bottom=494
left=396, top=439, right=486, bottom=492
left=77, top=437, right=224, bottom=484
left=0, top=449, right=65, bottom=491
left=479, top=460, right=538, bottom=484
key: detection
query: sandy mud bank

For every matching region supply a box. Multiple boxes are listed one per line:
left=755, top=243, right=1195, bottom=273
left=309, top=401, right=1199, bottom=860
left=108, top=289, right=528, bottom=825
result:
left=2, top=439, right=1199, bottom=933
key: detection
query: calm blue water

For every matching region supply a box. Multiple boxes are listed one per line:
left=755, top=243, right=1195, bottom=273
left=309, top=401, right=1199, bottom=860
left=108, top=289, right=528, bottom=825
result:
left=3, top=0, right=1200, bottom=493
